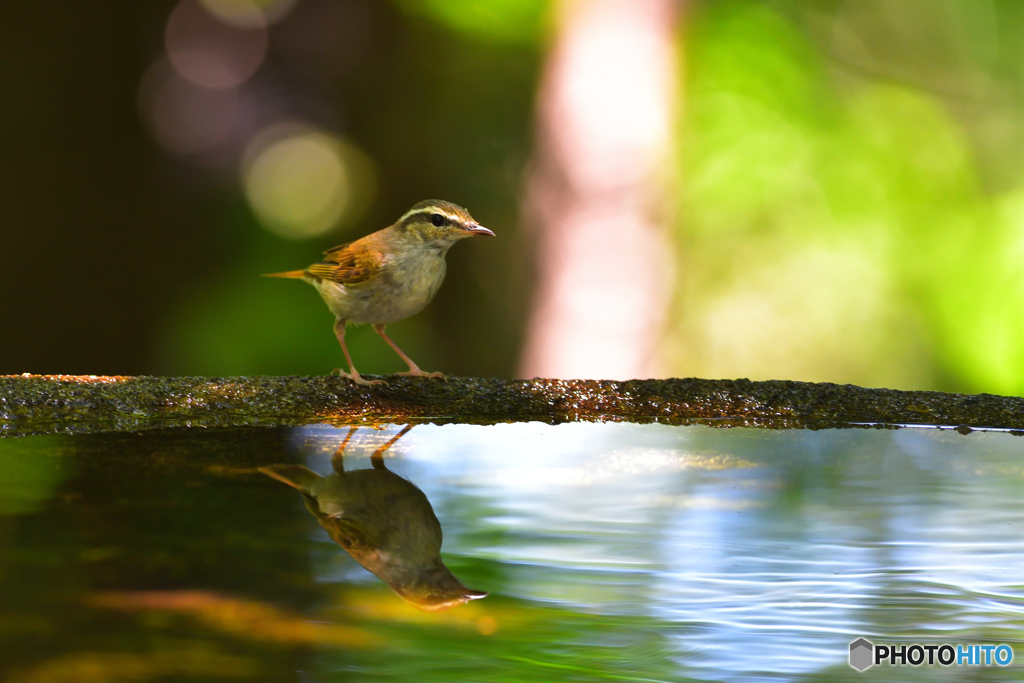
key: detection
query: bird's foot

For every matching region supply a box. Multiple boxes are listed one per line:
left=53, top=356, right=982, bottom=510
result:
left=396, top=369, right=446, bottom=380
left=330, top=368, right=387, bottom=386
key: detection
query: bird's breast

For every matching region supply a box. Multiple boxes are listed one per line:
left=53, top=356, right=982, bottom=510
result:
left=321, top=248, right=447, bottom=325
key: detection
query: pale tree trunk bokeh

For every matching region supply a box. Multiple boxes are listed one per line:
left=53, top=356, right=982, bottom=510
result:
left=519, top=0, right=679, bottom=380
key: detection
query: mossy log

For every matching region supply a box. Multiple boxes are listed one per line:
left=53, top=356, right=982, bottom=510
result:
left=2, top=374, right=1024, bottom=437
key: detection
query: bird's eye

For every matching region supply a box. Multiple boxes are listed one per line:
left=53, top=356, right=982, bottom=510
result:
left=430, top=213, right=446, bottom=227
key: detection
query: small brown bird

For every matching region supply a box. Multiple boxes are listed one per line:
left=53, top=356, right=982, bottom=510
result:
left=264, top=199, right=494, bottom=385
left=259, top=426, right=487, bottom=611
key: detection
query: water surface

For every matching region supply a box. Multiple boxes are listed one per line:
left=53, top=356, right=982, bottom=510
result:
left=1, top=423, right=1022, bottom=681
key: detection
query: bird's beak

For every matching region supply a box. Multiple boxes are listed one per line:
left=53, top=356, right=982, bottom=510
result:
left=464, top=223, right=495, bottom=237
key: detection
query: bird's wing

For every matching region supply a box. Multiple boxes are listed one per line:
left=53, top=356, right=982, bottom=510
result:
left=302, top=494, right=380, bottom=551
left=306, top=239, right=384, bottom=286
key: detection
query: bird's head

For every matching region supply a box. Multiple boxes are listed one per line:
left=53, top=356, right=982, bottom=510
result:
left=396, top=199, right=495, bottom=246
left=391, top=557, right=489, bottom=612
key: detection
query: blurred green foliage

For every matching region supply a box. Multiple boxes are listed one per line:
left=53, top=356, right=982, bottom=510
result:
left=0, top=437, right=67, bottom=515
left=317, top=591, right=682, bottom=683
left=672, top=0, right=1024, bottom=394
left=393, top=0, right=553, bottom=44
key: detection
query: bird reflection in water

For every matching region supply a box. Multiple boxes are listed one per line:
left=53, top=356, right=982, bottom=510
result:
left=260, top=425, right=487, bottom=611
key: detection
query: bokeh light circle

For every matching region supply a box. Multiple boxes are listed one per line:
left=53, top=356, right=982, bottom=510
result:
left=165, top=0, right=268, bottom=89
left=200, top=0, right=299, bottom=28
left=241, top=123, right=376, bottom=239
left=139, top=59, right=240, bottom=155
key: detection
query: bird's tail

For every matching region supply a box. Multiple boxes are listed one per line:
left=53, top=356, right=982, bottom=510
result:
left=258, top=465, right=321, bottom=491
left=262, top=270, right=307, bottom=279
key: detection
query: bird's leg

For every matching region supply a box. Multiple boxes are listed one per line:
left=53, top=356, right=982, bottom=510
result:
left=370, top=424, right=414, bottom=470
left=372, top=324, right=445, bottom=379
left=332, top=318, right=385, bottom=386
left=331, top=426, right=359, bottom=475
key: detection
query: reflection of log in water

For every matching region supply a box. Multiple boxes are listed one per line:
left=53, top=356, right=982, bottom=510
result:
left=260, top=425, right=487, bottom=611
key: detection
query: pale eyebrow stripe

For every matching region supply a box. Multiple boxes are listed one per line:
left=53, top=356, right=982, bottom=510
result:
left=398, top=207, right=459, bottom=224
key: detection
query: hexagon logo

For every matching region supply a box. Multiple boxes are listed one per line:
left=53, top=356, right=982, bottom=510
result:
left=849, top=638, right=874, bottom=671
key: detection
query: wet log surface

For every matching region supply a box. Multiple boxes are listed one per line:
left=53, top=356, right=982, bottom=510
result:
left=2, top=374, right=1024, bottom=437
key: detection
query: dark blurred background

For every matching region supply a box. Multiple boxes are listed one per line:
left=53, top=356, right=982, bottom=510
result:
left=5, top=0, right=1024, bottom=395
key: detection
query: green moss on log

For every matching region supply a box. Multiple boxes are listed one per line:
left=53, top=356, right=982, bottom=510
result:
left=2, top=374, right=1024, bottom=437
